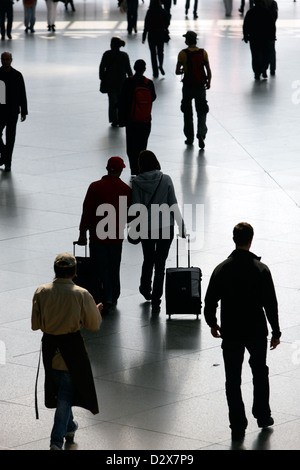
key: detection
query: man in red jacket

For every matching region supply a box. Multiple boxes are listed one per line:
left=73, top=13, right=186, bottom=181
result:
left=78, top=156, right=131, bottom=312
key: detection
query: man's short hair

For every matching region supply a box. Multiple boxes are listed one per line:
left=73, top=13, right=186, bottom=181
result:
left=233, top=222, right=254, bottom=246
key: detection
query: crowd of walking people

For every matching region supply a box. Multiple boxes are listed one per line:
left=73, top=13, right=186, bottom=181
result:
left=0, top=0, right=284, bottom=451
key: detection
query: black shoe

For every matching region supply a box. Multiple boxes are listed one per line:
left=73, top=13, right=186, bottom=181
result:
left=4, top=166, right=11, bottom=172
left=52, top=25, right=56, bottom=32
left=262, top=71, right=268, bottom=79
left=198, top=136, right=205, bottom=149
left=151, top=305, right=161, bottom=314
left=257, top=417, right=274, bottom=428
left=139, top=287, right=152, bottom=301
left=231, top=428, right=245, bottom=441
left=185, top=139, right=193, bottom=145
left=159, top=66, right=165, bottom=75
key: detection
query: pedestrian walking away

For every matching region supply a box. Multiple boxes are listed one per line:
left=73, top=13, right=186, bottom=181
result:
left=99, top=36, right=132, bottom=127
left=204, top=222, right=281, bottom=442
left=78, top=156, right=132, bottom=312
left=243, top=0, right=276, bottom=80
left=31, top=253, right=102, bottom=450
left=185, top=0, right=198, bottom=19
left=0, top=52, right=28, bottom=172
left=142, top=0, right=170, bottom=78
left=118, top=59, right=156, bottom=177
left=175, top=30, right=211, bottom=149
left=131, top=150, right=185, bottom=314
left=23, top=0, right=37, bottom=33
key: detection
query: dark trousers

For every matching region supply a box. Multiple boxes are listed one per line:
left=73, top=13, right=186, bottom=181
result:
left=185, top=0, right=198, bottom=14
left=90, top=242, right=123, bottom=305
left=0, top=1, right=13, bottom=38
left=222, top=338, right=271, bottom=431
left=181, top=85, right=208, bottom=142
left=127, top=0, right=138, bottom=33
left=148, top=32, right=165, bottom=77
left=108, top=91, right=121, bottom=125
left=0, top=113, right=18, bottom=169
left=140, top=233, right=173, bottom=307
left=125, top=121, right=151, bottom=175
left=249, top=41, right=272, bottom=77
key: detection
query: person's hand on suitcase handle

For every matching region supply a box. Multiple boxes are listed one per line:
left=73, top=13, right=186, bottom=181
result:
left=77, top=233, right=87, bottom=246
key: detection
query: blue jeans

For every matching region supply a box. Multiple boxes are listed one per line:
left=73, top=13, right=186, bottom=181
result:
left=50, top=370, right=77, bottom=449
left=24, top=1, right=37, bottom=30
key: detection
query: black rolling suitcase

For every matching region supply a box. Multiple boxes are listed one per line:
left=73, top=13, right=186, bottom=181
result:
left=165, top=235, right=202, bottom=319
left=73, top=241, right=101, bottom=303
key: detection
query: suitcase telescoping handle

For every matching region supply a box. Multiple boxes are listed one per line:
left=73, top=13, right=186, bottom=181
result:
left=73, top=241, right=87, bottom=257
left=176, top=234, right=190, bottom=268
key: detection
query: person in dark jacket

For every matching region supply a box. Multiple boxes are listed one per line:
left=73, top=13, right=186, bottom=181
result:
left=0, top=51, right=28, bottom=172
left=118, top=59, right=156, bottom=176
left=142, top=0, right=170, bottom=78
left=243, top=0, right=276, bottom=80
left=204, top=222, right=281, bottom=441
left=99, top=36, right=132, bottom=127
left=32, top=253, right=102, bottom=450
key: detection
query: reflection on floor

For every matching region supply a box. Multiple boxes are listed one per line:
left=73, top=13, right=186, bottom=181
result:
left=1, top=0, right=300, bottom=451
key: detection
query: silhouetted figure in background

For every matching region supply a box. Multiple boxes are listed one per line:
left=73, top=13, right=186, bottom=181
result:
left=126, top=0, right=139, bottom=34
left=118, top=59, right=156, bottom=176
left=45, top=0, right=58, bottom=32
left=185, top=0, right=198, bottom=19
left=23, top=0, right=37, bottom=33
left=266, top=0, right=278, bottom=76
left=0, top=52, right=28, bottom=172
left=223, top=0, right=233, bottom=16
left=243, top=0, right=276, bottom=80
left=99, top=36, right=132, bottom=127
left=175, top=30, right=211, bottom=149
left=204, top=222, right=281, bottom=441
left=239, top=0, right=254, bottom=15
left=142, top=0, right=170, bottom=78
left=0, top=0, right=18, bottom=40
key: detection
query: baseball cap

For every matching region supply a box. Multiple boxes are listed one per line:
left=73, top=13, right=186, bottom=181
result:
left=106, top=156, right=126, bottom=172
left=54, top=253, right=76, bottom=268
left=183, top=31, right=197, bottom=42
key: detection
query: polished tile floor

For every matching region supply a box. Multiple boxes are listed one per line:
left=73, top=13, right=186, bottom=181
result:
left=1, top=0, right=300, bottom=451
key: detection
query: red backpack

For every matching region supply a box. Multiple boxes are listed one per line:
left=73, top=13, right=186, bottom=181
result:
left=130, top=78, right=153, bottom=123
left=183, top=48, right=207, bottom=87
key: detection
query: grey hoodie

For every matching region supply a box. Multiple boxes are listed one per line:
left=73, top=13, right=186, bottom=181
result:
left=131, top=170, right=185, bottom=237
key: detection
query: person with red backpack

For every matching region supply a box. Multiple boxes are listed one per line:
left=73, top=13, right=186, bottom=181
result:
left=176, top=30, right=212, bottom=149
left=118, top=59, right=156, bottom=177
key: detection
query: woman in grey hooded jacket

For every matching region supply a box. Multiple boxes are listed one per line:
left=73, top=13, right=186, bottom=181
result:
left=131, top=150, right=185, bottom=313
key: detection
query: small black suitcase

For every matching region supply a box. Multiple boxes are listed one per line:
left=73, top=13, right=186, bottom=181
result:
left=165, top=235, right=201, bottom=319
left=73, top=241, right=101, bottom=303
